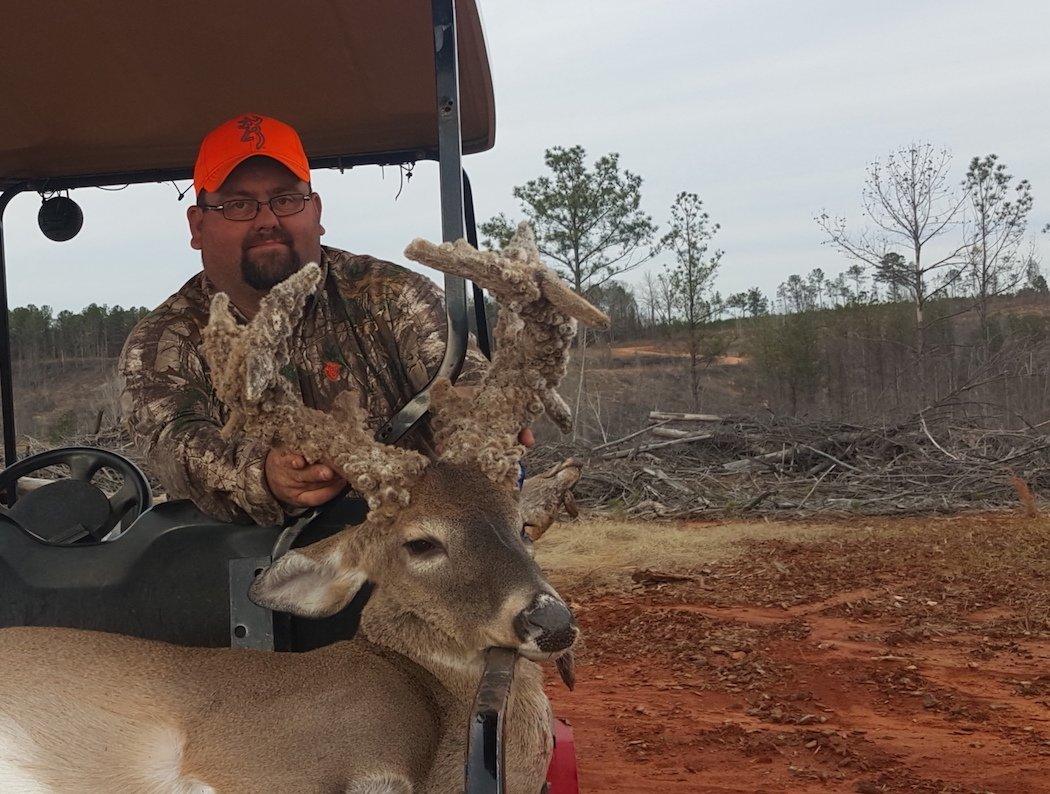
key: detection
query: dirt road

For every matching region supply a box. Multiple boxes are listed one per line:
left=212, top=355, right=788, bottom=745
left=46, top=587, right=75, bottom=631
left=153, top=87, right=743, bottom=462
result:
left=541, top=515, right=1049, bottom=792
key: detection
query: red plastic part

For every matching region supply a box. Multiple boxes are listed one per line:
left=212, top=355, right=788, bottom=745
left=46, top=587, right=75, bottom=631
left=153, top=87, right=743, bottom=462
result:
left=545, top=718, right=579, bottom=793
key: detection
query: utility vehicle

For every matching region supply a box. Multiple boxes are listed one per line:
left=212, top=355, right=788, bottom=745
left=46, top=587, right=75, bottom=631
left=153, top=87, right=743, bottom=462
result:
left=0, top=2, right=579, bottom=791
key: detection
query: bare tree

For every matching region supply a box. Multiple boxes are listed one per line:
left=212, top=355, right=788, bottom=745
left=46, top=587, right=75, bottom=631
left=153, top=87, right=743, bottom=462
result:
left=962, top=154, right=1034, bottom=345
left=817, top=143, right=968, bottom=397
left=657, top=271, right=676, bottom=328
left=661, top=192, right=724, bottom=408
left=639, top=270, right=661, bottom=330
left=589, top=280, right=640, bottom=341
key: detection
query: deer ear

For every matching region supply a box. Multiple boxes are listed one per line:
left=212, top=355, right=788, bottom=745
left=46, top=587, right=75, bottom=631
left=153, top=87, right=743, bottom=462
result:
left=249, top=544, right=367, bottom=618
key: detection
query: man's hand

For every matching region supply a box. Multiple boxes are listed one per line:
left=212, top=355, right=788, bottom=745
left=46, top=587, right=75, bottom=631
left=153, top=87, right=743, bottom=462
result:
left=265, top=448, right=346, bottom=509
left=266, top=430, right=530, bottom=510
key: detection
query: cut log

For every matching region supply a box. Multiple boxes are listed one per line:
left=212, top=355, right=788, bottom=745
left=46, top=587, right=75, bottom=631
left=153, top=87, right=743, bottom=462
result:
left=651, top=426, right=714, bottom=439
left=722, top=449, right=789, bottom=472
left=641, top=466, right=690, bottom=493
left=649, top=411, right=723, bottom=422
left=601, top=433, right=714, bottom=459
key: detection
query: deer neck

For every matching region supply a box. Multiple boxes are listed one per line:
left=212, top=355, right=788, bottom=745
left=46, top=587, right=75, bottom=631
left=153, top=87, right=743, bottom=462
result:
left=359, top=601, right=486, bottom=699
left=359, top=601, right=554, bottom=793
left=358, top=599, right=551, bottom=723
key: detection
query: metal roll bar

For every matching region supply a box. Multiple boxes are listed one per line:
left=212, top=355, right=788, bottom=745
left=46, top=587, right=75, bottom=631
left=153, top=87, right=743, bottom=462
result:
left=0, top=184, right=25, bottom=474
left=376, top=0, right=469, bottom=444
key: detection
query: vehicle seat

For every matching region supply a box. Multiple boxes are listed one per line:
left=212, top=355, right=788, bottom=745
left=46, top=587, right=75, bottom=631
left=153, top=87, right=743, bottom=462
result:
left=0, top=498, right=368, bottom=650
left=6, top=479, right=111, bottom=544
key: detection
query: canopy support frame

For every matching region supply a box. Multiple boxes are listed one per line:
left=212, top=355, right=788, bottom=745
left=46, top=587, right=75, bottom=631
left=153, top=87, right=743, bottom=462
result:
left=0, top=185, right=24, bottom=474
left=463, top=170, right=492, bottom=356
left=376, top=0, right=470, bottom=445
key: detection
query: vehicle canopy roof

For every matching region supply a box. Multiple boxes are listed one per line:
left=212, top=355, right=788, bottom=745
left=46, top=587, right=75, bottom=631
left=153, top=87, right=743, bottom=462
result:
left=0, top=0, right=494, bottom=190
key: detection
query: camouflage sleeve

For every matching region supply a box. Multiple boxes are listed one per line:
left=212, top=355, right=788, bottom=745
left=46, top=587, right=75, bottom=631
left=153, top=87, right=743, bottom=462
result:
left=118, top=313, right=286, bottom=526
left=389, top=267, right=489, bottom=387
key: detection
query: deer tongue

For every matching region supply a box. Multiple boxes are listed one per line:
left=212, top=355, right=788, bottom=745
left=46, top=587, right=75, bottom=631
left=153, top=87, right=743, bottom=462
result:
left=555, top=650, right=576, bottom=691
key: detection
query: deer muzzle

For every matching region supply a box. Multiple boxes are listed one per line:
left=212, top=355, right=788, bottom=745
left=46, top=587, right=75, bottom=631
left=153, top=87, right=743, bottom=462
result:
left=513, top=593, right=578, bottom=654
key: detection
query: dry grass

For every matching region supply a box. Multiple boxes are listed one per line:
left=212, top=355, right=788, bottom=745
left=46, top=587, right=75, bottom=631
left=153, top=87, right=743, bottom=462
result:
left=538, top=512, right=1050, bottom=639
left=535, top=516, right=840, bottom=590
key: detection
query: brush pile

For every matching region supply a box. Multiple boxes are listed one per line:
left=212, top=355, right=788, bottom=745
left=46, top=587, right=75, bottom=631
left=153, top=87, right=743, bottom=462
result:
left=18, top=407, right=1050, bottom=518
left=530, top=409, right=1050, bottom=517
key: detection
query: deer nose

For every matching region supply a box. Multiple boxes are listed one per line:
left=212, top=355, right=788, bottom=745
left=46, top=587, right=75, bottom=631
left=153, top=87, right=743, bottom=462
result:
left=514, top=593, right=577, bottom=652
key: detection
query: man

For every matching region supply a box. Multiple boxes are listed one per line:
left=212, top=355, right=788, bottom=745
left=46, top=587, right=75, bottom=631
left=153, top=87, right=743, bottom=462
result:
left=120, top=113, right=526, bottom=525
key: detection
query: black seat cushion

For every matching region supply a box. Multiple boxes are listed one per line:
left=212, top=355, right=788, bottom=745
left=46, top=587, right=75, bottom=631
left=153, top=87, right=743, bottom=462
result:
left=7, top=479, right=111, bottom=543
left=0, top=499, right=369, bottom=650
left=0, top=501, right=281, bottom=646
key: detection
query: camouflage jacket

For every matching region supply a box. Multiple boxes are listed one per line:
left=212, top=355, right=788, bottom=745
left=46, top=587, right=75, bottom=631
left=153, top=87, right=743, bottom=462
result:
left=119, top=246, right=485, bottom=526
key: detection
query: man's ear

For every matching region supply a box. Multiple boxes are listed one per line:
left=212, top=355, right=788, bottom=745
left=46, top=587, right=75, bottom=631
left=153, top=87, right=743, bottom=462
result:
left=312, top=190, right=325, bottom=236
left=188, top=204, right=204, bottom=251
left=249, top=537, right=366, bottom=618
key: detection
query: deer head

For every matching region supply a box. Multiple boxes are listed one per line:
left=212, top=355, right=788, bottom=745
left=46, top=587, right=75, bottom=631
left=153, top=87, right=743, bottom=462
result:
left=201, top=223, right=608, bottom=664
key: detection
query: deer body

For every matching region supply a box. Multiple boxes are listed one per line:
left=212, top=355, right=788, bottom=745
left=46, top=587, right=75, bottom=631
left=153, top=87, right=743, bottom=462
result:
left=0, top=225, right=607, bottom=793
left=0, top=629, right=438, bottom=792
left=0, top=623, right=550, bottom=793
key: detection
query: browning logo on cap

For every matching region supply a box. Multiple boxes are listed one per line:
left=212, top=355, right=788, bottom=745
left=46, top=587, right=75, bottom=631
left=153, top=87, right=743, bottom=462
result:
left=238, top=115, right=266, bottom=151
left=194, top=113, right=311, bottom=193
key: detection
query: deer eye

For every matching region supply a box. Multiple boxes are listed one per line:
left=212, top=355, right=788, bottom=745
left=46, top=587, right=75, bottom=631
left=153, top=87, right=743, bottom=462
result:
left=404, top=537, right=443, bottom=557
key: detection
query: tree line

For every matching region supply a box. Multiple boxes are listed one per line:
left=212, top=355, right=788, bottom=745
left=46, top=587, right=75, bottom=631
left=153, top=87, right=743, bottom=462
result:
left=8, top=303, right=149, bottom=363
left=482, top=143, right=1049, bottom=422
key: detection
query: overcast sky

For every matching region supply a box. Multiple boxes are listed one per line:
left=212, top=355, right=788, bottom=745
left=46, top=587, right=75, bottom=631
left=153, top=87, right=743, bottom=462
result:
left=4, top=0, right=1049, bottom=312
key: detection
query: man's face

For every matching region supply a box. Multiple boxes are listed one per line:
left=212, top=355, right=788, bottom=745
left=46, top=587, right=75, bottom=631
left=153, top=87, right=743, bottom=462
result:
left=188, top=156, right=324, bottom=293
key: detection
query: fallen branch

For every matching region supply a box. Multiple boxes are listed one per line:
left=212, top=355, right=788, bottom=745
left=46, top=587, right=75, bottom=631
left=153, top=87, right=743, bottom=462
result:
left=589, top=419, right=672, bottom=452
left=651, top=426, right=715, bottom=439
left=722, top=449, right=789, bottom=472
left=799, top=444, right=861, bottom=474
left=631, top=569, right=697, bottom=586
left=649, top=411, right=723, bottom=422
left=919, top=412, right=959, bottom=461
left=742, top=490, right=776, bottom=511
left=601, top=433, right=714, bottom=460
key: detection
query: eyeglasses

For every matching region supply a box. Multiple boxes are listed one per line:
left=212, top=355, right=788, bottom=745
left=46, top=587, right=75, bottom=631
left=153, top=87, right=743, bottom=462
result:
left=200, top=193, right=314, bottom=221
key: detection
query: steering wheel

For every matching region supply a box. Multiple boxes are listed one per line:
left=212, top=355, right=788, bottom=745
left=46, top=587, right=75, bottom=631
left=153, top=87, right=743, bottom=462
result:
left=0, top=446, right=152, bottom=544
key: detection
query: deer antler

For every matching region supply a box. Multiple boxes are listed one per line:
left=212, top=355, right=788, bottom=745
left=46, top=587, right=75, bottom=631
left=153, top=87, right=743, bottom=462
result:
left=404, top=223, right=610, bottom=487
left=201, top=264, right=428, bottom=521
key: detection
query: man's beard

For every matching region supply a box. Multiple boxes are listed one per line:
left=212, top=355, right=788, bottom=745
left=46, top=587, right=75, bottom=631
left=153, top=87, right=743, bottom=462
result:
left=240, top=241, right=302, bottom=290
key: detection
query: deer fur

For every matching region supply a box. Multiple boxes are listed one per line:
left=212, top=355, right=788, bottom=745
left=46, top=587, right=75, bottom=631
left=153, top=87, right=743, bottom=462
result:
left=0, top=223, right=608, bottom=793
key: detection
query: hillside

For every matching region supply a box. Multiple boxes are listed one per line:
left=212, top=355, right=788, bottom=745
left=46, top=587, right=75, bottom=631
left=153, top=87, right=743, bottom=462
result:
left=8, top=291, right=1050, bottom=455
left=12, top=358, right=122, bottom=444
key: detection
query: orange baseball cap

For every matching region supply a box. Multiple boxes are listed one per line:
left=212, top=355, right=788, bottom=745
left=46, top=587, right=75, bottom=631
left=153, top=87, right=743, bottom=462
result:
left=193, top=113, right=311, bottom=194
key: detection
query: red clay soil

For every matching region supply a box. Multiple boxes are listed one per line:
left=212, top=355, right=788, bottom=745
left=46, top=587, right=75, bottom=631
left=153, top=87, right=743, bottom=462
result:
left=545, top=515, right=1049, bottom=792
